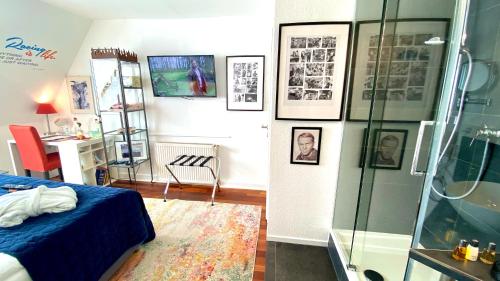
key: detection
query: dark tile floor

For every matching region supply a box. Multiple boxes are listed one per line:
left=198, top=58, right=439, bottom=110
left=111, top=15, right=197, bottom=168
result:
left=265, top=241, right=338, bottom=281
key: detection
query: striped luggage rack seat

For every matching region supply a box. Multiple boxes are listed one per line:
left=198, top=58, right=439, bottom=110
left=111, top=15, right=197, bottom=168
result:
left=164, top=154, right=221, bottom=205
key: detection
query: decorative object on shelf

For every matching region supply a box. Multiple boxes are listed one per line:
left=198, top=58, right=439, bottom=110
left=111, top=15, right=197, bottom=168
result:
left=347, top=19, right=449, bottom=122
left=36, top=102, right=57, bottom=135
left=115, top=140, right=148, bottom=162
left=91, top=48, right=137, bottom=62
left=226, top=55, right=265, bottom=111
left=290, top=127, right=322, bottom=165
left=275, top=22, right=352, bottom=121
left=87, top=116, right=101, bottom=138
left=369, top=129, right=408, bottom=170
left=73, top=117, right=85, bottom=140
left=66, top=76, right=95, bottom=114
left=54, top=117, right=74, bottom=135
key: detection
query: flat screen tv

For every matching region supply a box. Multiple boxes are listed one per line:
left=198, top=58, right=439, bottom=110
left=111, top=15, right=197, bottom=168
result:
left=147, top=55, right=217, bottom=97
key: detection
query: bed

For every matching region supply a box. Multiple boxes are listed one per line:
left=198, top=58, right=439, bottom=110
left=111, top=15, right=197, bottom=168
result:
left=0, top=174, right=155, bottom=281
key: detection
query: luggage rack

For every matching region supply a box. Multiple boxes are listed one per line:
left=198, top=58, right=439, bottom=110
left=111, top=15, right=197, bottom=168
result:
left=163, top=154, right=221, bottom=205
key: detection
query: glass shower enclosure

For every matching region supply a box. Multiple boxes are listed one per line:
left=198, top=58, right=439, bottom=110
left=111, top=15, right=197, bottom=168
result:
left=331, top=0, right=500, bottom=279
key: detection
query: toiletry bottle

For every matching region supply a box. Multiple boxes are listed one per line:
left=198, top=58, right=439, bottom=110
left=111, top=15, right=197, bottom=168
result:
left=466, top=239, right=479, bottom=261
left=479, top=242, right=496, bottom=265
left=452, top=239, right=468, bottom=261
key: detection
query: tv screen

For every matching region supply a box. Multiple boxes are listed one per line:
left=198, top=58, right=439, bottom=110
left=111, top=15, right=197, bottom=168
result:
left=147, top=55, right=217, bottom=97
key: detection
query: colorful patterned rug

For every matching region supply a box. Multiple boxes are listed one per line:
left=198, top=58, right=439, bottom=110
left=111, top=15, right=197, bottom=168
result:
left=118, top=199, right=261, bottom=281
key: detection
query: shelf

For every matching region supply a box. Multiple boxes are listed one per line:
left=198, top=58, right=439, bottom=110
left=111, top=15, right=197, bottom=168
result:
left=107, top=158, right=150, bottom=168
left=103, top=128, right=146, bottom=136
left=409, top=249, right=495, bottom=281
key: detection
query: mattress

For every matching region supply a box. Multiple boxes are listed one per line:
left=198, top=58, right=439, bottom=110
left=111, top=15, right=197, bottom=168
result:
left=0, top=175, right=155, bottom=281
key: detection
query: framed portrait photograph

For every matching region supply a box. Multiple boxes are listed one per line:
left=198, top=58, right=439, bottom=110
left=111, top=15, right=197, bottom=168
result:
left=347, top=19, right=449, bottom=122
left=115, top=140, right=148, bottom=162
left=226, top=55, right=265, bottom=111
left=370, top=129, right=408, bottom=170
left=66, top=76, right=94, bottom=114
left=275, top=22, right=352, bottom=121
left=290, top=127, right=322, bottom=165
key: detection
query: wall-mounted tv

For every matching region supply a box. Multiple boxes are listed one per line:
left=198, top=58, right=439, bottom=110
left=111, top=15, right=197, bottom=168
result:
left=147, top=55, right=217, bottom=97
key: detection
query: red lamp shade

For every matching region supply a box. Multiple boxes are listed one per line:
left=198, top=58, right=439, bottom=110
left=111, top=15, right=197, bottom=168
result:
left=36, top=103, right=57, bottom=114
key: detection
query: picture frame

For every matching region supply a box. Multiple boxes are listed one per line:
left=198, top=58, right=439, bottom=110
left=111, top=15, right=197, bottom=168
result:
left=369, top=129, right=408, bottom=170
left=347, top=19, right=450, bottom=122
left=226, top=55, right=265, bottom=111
left=290, top=127, right=322, bottom=165
left=114, top=140, right=148, bottom=162
left=275, top=22, right=352, bottom=121
left=66, top=76, right=95, bottom=114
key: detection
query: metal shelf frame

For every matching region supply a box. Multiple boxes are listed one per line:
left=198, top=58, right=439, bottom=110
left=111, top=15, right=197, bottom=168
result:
left=90, top=48, right=153, bottom=184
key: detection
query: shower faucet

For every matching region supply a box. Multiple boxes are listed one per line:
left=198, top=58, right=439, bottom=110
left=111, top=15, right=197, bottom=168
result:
left=470, top=124, right=500, bottom=146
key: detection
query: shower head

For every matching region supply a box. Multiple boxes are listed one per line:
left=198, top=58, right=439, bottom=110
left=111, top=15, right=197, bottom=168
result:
left=424, top=37, right=446, bottom=45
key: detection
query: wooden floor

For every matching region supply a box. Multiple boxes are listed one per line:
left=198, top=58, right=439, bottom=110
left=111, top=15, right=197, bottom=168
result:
left=112, top=181, right=267, bottom=281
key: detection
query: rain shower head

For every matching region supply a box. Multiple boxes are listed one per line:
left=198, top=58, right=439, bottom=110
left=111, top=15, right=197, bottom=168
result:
left=424, top=37, right=446, bottom=45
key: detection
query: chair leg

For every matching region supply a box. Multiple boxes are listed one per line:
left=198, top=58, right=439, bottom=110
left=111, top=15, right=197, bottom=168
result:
left=58, top=168, right=64, bottom=181
left=43, top=171, right=50, bottom=180
left=25, top=169, right=31, bottom=177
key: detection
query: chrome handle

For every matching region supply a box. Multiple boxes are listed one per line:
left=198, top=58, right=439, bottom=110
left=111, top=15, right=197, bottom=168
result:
left=411, top=121, right=434, bottom=176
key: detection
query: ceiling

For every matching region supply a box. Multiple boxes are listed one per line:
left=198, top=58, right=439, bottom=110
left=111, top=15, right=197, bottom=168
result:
left=40, top=0, right=267, bottom=20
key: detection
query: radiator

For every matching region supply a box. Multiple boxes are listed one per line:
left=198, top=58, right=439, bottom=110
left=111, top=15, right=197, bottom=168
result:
left=154, top=142, right=219, bottom=184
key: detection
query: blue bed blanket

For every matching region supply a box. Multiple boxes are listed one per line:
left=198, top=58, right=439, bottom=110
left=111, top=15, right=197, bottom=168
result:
left=0, top=175, right=155, bottom=281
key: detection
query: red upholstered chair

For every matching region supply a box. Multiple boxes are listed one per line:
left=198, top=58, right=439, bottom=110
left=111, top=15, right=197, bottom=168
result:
left=8, top=125, right=64, bottom=180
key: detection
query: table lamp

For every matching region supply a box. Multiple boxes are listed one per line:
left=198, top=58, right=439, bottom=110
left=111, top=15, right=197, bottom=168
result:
left=36, top=103, right=57, bottom=135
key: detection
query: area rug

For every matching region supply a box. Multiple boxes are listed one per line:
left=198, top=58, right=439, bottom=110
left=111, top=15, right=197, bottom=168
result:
left=119, top=198, right=261, bottom=281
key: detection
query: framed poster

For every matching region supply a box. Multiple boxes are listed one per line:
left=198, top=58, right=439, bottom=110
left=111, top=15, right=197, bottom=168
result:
left=226, top=55, right=265, bottom=111
left=290, top=127, right=322, bottom=165
left=370, top=129, right=408, bottom=170
left=66, top=76, right=95, bottom=114
left=115, top=140, right=148, bottom=162
left=275, top=22, right=352, bottom=121
left=347, top=19, right=449, bottom=122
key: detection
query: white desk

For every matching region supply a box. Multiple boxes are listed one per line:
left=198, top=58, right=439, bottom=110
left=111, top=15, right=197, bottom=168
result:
left=7, top=137, right=108, bottom=185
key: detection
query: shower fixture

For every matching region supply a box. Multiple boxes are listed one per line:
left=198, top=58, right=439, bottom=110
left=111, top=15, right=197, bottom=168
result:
left=470, top=124, right=500, bottom=146
left=424, top=37, right=446, bottom=45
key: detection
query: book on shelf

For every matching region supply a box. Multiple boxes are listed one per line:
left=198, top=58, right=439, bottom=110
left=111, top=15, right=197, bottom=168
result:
left=95, top=168, right=109, bottom=186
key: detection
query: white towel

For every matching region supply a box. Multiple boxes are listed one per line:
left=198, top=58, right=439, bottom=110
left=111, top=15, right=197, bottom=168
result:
left=0, top=185, right=78, bottom=227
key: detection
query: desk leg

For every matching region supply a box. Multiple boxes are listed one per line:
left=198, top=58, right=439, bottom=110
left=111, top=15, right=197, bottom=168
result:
left=8, top=142, right=24, bottom=176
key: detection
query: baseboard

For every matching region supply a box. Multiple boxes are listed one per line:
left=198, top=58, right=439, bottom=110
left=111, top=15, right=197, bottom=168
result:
left=126, top=173, right=267, bottom=191
left=267, top=234, right=328, bottom=247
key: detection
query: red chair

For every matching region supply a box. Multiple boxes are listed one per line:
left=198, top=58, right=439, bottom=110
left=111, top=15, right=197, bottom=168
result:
left=9, top=125, right=64, bottom=180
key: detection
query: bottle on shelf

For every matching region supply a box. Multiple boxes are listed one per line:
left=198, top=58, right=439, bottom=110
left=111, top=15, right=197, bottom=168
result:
left=452, top=239, right=468, bottom=261
left=466, top=239, right=479, bottom=261
left=479, top=242, right=496, bottom=265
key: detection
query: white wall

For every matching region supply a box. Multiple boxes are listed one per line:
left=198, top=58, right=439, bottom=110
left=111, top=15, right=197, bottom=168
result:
left=267, top=0, right=356, bottom=246
left=0, top=0, right=91, bottom=172
left=63, top=11, right=275, bottom=189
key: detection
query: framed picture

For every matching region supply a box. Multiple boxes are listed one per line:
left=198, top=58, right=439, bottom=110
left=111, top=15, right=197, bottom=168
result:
left=275, top=22, right=352, bottom=121
left=114, top=140, right=148, bottom=162
left=370, top=129, right=408, bottom=170
left=290, top=127, right=322, bottom=165
left=347, top=19, right=450, bottom=122
left=66, top=76, right=94, bottom=114
left=226, top=55, right=265, bottom=111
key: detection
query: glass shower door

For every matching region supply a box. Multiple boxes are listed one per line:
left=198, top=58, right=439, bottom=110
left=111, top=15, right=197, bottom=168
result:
left=345, top=0, right=457, bottom=280
left=407, top=0, right=500, bottom=279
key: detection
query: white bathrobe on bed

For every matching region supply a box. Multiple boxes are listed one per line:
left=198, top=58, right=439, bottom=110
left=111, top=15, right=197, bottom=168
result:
left=0, top=185, right=77, bottom=227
